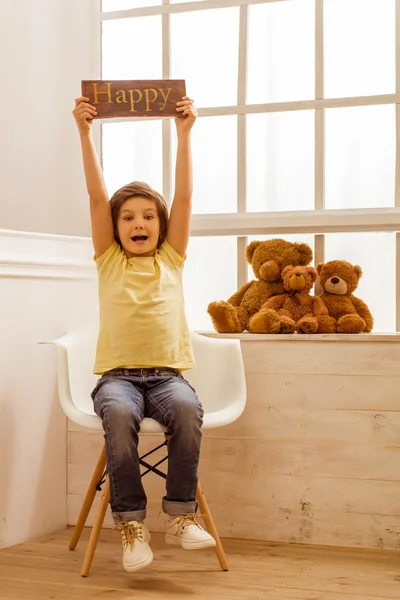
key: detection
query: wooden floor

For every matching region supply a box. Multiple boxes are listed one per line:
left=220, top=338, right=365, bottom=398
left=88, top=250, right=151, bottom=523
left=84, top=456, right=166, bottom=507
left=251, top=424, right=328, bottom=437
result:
left=0, top=529, right=399, bottom=599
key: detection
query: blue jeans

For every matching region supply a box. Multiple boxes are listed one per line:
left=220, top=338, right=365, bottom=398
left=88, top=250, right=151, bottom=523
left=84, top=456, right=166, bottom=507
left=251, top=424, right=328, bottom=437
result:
left=91, top=368, right=204, bottom=524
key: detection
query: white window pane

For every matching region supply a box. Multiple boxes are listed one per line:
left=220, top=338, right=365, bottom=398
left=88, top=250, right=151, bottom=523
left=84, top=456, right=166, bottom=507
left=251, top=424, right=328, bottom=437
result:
left=325, top=105, right=395, bottom=209
left=102, top=17, right=162, bottom=80
left=247, top=234, right=315, bottom=280
left=102, top=0, right=160, bottom=10
left=183, top=236, right=237, bottom=330
left=247, top=111, right=314, bottom=212
left=172, top=116, right=237, bottom=213
left=324, top=0, right=395, bottom=98
left=171, top=8, right=239, bottom=108
left=102, top=121, right=162, bottom=197
left=324, top=233, right=395, bottom=333
left=247, top=0, right=315, bottom=104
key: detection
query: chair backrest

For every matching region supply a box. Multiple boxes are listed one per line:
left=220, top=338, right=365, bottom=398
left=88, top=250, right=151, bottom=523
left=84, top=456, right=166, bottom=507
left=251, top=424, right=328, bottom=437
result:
left=50, top=308, right=246, bottom=429
left=184, top=332, right=246, bottom=420
left=59, top=309, right=100, bottom=416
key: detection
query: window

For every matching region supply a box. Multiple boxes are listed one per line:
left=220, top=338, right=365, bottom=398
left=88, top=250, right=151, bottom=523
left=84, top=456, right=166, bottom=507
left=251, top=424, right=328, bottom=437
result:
left=184, top=237, right=238, bottom=331
left=170, top=8, right=240, bottom=108
left=247, top=110, right=315, bottom=212
left=101, top=0, right=400, bottom=332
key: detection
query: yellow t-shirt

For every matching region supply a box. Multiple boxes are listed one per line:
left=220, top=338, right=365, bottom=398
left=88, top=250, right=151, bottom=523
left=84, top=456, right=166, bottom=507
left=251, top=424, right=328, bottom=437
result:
left=93, top=240, right=194, bottom=375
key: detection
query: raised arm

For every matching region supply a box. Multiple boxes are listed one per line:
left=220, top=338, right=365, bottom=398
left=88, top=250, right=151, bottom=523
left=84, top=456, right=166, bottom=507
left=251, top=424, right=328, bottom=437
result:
left=72, top=96, right=114, bottom=258
left=166, top=97, right=198, bottom=258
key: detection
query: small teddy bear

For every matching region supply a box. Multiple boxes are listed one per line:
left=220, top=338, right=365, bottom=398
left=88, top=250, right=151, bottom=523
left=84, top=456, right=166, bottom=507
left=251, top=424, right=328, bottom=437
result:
left=316, top=260, right=373, bottom=334
left=248, top=265, right=329, bottom=334
left=208, top=238, right=313, bottom=333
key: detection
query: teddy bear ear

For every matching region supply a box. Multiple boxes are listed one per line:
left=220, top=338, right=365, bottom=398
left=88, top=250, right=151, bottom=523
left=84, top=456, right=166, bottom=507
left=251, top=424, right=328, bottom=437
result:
left=307, top=266, right=318, bottom=283
left=246, top=241, right=261, bottom=264
left=281, top=265, right=293, bottom=277
left=316, top=262, right=324, bottom=274
left=354, top=265, right=363, bottom=278
left=295, top=243, right=313, bottom=265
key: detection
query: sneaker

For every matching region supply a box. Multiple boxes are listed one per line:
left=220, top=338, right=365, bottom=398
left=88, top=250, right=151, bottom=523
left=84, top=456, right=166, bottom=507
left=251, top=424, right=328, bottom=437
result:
left=116, top=521, right=153, bottom=572
left=165, top=514, right=216, bottom=550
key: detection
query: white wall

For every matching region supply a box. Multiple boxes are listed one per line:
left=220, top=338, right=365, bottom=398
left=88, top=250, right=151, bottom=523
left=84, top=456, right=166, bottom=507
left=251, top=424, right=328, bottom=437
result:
left=0, top=230, right=97, bottom=549
left=0, top=0, right=100, bottom=236
left=0, top=0, right=100, bottom=549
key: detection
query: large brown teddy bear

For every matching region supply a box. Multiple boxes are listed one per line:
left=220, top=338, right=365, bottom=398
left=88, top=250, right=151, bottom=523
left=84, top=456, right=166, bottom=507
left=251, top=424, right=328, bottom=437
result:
left=207, top=238, right=313, bottom=333
left=316, top=260, right=374, bottom=333
left=249, top=265, right=329, bottom=334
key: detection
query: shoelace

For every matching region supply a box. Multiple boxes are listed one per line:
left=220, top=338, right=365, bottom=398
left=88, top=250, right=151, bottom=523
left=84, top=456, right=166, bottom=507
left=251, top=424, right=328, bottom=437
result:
left=115, top=521, right=145, bottom=548
left=170, top=513, right=205, bottom=534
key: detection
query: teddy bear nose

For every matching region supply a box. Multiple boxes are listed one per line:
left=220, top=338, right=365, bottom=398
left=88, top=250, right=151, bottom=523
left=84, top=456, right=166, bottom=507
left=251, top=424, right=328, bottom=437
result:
left=331, top=277, right=340, bottom=284
left=295, top=272, right=301, bottom=277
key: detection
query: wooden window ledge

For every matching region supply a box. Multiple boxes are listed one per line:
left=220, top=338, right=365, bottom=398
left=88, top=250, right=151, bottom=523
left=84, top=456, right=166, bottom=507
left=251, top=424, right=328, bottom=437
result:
left=199, top=332, right=400, bottom=342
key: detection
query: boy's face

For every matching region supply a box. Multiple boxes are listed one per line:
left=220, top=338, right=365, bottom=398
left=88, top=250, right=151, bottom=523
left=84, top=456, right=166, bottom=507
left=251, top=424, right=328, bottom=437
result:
left=117, top=197, right=161, bottom=257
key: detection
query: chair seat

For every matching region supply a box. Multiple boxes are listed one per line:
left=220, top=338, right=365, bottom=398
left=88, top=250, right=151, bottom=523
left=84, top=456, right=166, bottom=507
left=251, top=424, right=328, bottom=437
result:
left=71, top=409, right=235, bottom=434
left=140, top=417, right=166, bottom=434
left=73, top=410, right=167, bottom=434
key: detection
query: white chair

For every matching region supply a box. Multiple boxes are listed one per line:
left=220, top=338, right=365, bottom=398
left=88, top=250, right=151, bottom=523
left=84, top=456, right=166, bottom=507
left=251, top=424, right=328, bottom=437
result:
left=41, top=310, right=246, bottom=577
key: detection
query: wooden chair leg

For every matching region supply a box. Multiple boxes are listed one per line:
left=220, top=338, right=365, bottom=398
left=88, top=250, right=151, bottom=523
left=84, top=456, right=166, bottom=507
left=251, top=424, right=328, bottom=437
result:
left=81, top=475, right=110, bottom=577
left=69, top=446, right=107, bottom=551
left=196, top=480, right=229, bottom=571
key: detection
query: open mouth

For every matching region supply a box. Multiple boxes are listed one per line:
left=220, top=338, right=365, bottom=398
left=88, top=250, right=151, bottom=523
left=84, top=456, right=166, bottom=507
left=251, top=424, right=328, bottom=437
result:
left=131, top=235, right=148, bottom=243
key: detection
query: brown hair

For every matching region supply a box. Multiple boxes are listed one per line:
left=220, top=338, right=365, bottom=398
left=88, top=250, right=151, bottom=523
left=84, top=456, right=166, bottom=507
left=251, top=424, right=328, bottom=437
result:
left=109, top=181, right=169, bottom=247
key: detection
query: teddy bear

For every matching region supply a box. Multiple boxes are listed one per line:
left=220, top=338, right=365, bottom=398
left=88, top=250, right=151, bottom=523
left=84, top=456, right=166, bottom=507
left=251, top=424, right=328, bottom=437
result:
left=316, top=260, right=373, bottom=334
left=248, top=265, right=329, bottom=334
left=207, top=238, right=313, bottom=333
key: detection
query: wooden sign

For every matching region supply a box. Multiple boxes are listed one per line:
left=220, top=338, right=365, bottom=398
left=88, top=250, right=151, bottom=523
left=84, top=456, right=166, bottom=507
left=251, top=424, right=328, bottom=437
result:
left=81, top=79, right=186, bottom=119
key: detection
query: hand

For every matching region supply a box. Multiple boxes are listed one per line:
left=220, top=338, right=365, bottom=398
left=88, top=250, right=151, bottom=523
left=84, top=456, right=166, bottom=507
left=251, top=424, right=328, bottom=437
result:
left=175, top=96, right=197, bottom=134
left=72, top=96, right=97, bottom=137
